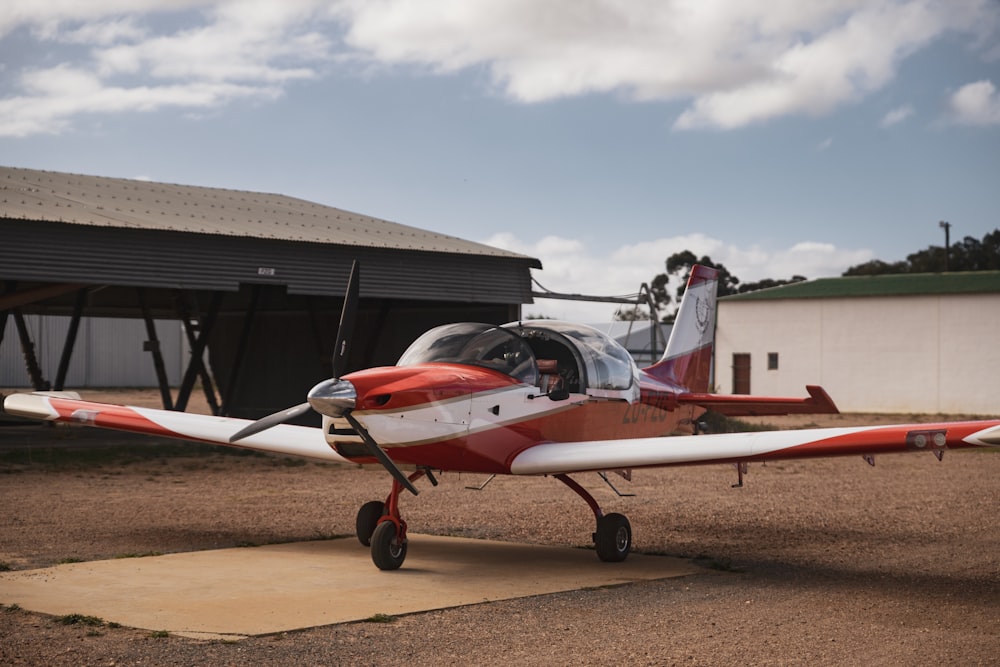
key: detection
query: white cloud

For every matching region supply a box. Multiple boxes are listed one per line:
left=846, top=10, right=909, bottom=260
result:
left=1, top=1, right=996, bottom=136
left=335, top=0, right=998, bottom=130
left=482, top=232, right=873, bottom=322
left=881, top=104, right=914, bottom=127
left=0, top=1, right=334, bottom=136
left=947, top=79, right=1000, bottom=126
left=0, top=62, right=281, bottom=136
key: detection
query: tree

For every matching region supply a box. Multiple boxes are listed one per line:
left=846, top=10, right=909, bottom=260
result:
left=843, top=259, right=909, bottom=276
left=614, top=307, right=652, bottom=321
left=666, top=252, right=740, bottom=299
left=842, top=228, right=1000, bottom=275
left=648, top=251, right=740, bottom=322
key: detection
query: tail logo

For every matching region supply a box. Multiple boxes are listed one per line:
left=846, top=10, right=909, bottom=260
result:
left=695, top=295, right=711, bottom=334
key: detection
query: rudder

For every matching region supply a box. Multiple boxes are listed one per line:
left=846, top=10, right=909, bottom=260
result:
left=646, top=264, right=718, bottom=391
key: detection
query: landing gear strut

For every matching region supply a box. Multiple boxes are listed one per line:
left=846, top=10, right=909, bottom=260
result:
left=555, top=473, right=632, bottom=562
left=357, top=470, right=432, bottom=570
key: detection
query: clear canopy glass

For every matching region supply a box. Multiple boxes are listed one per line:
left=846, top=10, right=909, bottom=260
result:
left=398, top=320, right=639, bottom=396
left=397, top=322, right=538, bottom=385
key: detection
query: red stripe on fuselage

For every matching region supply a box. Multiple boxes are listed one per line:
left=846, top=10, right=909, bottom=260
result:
left=354, top=395, right=699, bottom=474
left=345, top=363, right=521, bottom=412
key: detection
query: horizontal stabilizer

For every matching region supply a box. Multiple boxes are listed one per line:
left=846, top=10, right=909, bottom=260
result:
left=677, top=385, right=838, bottom=417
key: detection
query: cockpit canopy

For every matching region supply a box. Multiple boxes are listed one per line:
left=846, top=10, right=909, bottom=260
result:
left=397, top=322, right=538, bottom=384
left=397, top=320, right=640, bottom=400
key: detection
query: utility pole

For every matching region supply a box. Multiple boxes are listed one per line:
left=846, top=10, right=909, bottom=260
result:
left=939, top=220, right=951, bottom=271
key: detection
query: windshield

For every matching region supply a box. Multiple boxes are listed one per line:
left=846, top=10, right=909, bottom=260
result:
left=397, top=322, right=538, bottom=385
left=506, top=321, right=638, bottom=392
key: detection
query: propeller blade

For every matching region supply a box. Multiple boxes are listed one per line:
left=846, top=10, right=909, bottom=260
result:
left=346, top=413, right=419, bottom=495
left=229, top=402, right=312, bottom=443
left=225, top=260, right=360, bottom=443
left=332, top=260, right=360, bottom=379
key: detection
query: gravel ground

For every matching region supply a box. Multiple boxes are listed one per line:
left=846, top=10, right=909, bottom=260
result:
left=1, top=393, right=998, bottom=666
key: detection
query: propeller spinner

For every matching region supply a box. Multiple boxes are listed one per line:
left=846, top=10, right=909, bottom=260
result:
left=227, top=261, right=417, bottom=495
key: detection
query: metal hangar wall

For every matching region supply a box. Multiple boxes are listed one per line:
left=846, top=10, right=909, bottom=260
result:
left=0, top=166, right=542, bottom=418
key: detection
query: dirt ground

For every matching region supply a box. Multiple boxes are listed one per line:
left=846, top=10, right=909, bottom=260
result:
left=1, top=389, right=998, bottom=665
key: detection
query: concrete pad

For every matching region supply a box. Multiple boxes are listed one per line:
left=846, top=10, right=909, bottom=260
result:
left=0, top=535, right=698, bottom=639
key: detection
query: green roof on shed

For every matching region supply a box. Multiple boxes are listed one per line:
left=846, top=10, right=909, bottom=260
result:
left=720, top=271, right=1000, bottom=301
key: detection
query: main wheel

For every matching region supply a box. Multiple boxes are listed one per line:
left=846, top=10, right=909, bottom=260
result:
left=356, top=500, right=385, bottom=546
left=370, top=520, right=407, bottom=570
left=594, top=512, right=631, bottom=562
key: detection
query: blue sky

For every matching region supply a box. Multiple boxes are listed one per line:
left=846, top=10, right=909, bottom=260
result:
left=1, top=1, right=998, bottom=320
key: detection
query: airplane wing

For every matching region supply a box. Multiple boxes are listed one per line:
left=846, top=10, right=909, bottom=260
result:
left=2, top=392, right=351, bottom=464
left=676, top=385, right=839, bottom=416
left=509, top=419, right=1000, bottom=475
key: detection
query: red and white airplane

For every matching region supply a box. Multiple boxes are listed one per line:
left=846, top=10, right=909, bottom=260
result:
left=5, top=264, right=999, bottom=570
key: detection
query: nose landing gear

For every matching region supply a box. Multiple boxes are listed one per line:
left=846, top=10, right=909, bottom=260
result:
left=355, top=469, right=433, bottom=570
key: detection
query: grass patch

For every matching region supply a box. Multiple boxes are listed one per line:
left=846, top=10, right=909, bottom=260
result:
left=364, top=613, right=397, bottom=624
left=114, top=551, right=162, bottom=559
left=0, top=432, right=344, bottom=473
left=150, top=629, right=170, bottom=638
left=0, top=438, right=265, bottom=472
left=57, top=613, right=104, bottom=626
left=0, top=561, right=12, bottom=571
left=699, top=411, right=776, bottom=434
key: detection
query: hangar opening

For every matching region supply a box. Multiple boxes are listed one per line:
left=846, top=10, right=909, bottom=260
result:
left=1, top=166, right=541, bottom=420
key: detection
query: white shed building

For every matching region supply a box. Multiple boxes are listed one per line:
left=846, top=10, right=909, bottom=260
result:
left=715, top=271, right=1000, bottom=415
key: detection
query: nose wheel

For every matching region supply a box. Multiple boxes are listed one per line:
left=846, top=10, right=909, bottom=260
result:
left=370, top=519, right=408, bottom=570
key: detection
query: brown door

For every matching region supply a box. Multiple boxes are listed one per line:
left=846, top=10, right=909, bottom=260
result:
left=732, top=353, right=751, bottom=394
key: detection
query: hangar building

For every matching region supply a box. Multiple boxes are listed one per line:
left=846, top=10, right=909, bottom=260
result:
left=1, top=166, right=541, bottom=418
left=715, top=271, right=1000, bottom=414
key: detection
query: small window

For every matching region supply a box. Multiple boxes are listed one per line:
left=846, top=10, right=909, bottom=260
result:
left=767, top=352, right=779, bottom=370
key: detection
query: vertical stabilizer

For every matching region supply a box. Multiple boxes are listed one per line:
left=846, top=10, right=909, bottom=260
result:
left=646, top=265, right=718, bottom=391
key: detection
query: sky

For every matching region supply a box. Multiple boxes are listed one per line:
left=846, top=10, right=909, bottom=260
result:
left=1, top=1, right=998, bottom=321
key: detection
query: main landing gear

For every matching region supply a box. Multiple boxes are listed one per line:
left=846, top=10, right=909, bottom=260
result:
left=555, top=474, right=632, bottom=562
left=356, top=470, right=631, bottom=569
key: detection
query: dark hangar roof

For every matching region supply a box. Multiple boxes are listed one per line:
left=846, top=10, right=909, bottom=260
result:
left=1, top=165, right=534, bottom=259
left=1, top=166, right=541, bottom=305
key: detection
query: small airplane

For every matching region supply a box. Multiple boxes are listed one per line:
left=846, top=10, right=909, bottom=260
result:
left=4, top=263, right=1000, bottom=570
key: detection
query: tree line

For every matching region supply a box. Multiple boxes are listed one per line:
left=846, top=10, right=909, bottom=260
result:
left=630, top=228, right=1000, bottom=322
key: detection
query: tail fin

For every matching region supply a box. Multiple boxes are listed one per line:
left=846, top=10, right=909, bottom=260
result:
left=646, top=264, right=718, bottom=391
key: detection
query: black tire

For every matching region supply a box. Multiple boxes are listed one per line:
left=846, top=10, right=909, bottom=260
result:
left=595, top=512, right=631, bottom=562
left=370, top=520, right=407, bottom=570
left=356, top=500, right=385, bottom=547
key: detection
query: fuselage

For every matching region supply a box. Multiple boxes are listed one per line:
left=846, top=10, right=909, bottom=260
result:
left=324, top=320, right=702, bottom=474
